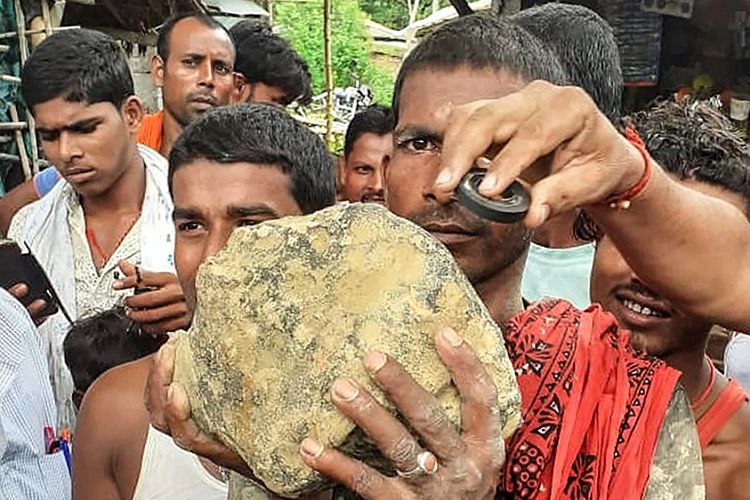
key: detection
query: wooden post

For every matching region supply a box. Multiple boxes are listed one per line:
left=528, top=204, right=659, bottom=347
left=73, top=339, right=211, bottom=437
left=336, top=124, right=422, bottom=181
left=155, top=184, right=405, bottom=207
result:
left=9, top=104, right=30, bottom=180
left=13, top=0, right=28, bottom=65
left=323, top=0, right=334, bottom=147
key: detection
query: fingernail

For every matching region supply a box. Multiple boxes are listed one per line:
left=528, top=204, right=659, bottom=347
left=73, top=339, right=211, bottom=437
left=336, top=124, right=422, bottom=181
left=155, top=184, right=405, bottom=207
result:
left=113, top=280, right=123, bottom=290
left=435, top=170, right=453, bottom=187
left=167, top=384, right=175, bottom=403
left=440, top=327, right=463, bottom=348
left=300, top=438, right=324, bottom=458
left=332, top=379, right=359, bottom=401
left=364, top=351, right=387, bottom=373
left=479, top=174, right=497, bottom=193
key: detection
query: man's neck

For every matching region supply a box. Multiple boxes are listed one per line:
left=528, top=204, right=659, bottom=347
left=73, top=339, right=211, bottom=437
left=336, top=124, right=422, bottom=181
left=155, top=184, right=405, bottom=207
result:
left=662, top=341, right=711, bottom=402
left=81, top=145, right=146, bottom=216
left=160, top=109, right=183, bottom=158
left=532, top=211, right=583, bottom=249
left=473, top=256, right=527, bottom=327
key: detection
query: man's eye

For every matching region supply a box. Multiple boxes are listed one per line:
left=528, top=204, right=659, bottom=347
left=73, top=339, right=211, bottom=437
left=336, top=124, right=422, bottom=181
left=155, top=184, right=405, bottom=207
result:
left=39, top=132, right=59, bottom=142
left=403, top=138, right=438, bottom=153
left=76, top=125, right=97, bottom=135
left=237, top=219, right=260, bottom=228
left=215, top=63, right=231, bottom=75
left=178, top=221, right=203, bottom=232
left=183, top=58, right=198, bottom=67
left=354, top=166, right=373, bottom=175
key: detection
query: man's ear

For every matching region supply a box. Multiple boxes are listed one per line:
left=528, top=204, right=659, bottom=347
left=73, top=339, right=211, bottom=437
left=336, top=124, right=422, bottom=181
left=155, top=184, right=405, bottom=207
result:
left=122, top=96, right=145, bottom=135
left=150, top=54, right=165, bottom=87
left=336, top=154, right=347, bottom=193
left=231, top=72, right=251, bottom=104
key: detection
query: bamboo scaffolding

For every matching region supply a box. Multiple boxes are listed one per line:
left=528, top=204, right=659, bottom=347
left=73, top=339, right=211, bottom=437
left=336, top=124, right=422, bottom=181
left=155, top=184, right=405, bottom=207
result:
left=9, top=103, right=30, bottom=179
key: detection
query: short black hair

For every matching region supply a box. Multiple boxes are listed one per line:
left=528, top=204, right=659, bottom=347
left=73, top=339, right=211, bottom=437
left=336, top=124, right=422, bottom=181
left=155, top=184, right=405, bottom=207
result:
left=392, top=15, right=567, bottom=121
left=63, top=307, right=168, bottom=395
left=344, top=105, right=393, bottom=158
left=21, top=28, right=134, bottom=111
left=169, top=103, right=336, bottom=214
left=229, top=20, right=312, bottom=106
left=157, top=12, right=232, bottom=61
left=512, top=4, right=623, bottom=122
left=575, top=100, right=750, bottom=241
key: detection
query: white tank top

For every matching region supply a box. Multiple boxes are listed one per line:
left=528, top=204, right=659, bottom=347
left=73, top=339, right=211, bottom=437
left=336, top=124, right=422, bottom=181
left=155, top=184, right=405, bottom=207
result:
left=132, top=425, right=228, bottom=500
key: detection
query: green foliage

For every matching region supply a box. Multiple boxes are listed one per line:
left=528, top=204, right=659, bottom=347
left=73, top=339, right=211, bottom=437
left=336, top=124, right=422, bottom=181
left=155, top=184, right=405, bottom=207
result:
left=275, top=0, right=394, bottom=105
left=359, top=0, right=453, bottom=30
left=359, top=0, right=409, bottom=28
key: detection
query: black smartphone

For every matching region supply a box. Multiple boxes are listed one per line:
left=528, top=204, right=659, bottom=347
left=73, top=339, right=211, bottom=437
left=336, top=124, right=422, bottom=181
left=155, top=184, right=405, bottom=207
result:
left=0, top=240, right=72, bottom=323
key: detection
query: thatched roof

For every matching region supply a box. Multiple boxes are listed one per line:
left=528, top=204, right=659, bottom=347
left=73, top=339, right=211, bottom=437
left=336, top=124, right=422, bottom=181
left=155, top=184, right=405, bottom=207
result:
left=61, top=0, right=268, bottom=45
left=62, top=0, right=203, bottom=34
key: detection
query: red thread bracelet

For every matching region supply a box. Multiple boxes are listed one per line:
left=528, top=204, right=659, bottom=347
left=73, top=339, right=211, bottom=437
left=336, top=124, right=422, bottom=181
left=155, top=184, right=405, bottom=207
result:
left=603, top=126, right=652, bottom=210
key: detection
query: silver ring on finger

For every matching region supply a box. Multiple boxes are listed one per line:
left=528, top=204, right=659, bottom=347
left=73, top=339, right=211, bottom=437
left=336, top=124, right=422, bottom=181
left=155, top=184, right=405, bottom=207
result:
left=395, top=451, right=438, bottom=479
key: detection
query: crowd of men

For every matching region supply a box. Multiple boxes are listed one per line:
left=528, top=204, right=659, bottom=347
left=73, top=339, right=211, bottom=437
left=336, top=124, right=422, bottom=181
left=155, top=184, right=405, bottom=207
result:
left=1, top=4, right=750, bottom=500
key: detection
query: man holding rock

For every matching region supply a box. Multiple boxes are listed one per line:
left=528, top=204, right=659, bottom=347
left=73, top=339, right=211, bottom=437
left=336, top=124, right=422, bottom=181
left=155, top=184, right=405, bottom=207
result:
left=71, top=104, right=336, bottom=500
left=146, top=16, right=705, bottom=499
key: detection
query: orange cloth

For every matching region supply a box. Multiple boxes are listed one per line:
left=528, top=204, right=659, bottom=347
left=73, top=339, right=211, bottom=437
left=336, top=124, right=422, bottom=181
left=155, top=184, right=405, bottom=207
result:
left=501, top=300, right=680, bottom=499
left=137, top=111, right=164, bottom=153
left=697, top=378, right=749, bottom=449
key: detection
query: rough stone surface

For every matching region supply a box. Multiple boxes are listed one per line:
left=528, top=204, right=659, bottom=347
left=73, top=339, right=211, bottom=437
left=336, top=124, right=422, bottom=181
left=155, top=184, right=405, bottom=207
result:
left=644, top=386, right=705, bottom=500
left=173, top=203, right=521, bottom=497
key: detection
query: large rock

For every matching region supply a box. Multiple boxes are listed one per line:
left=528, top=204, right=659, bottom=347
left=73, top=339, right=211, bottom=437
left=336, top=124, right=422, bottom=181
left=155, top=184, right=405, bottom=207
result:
left=173, top=203, right=521, bottom=497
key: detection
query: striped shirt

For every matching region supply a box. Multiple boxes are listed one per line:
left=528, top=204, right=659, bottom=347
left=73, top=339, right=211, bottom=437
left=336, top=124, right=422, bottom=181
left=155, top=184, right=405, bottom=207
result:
left=0, top=288, right=71, bottom=500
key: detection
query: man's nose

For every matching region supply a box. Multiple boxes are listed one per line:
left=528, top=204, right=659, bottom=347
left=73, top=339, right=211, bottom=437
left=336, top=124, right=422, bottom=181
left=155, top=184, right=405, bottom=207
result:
left=198, top=60, right=215, bottom=88
left=57, top=131, right=82, bottom=164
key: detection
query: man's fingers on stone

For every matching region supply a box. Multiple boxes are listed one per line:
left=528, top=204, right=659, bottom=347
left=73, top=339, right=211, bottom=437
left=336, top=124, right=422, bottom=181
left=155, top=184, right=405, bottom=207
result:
left=331, top=378, right=424, bottom=473
left=364, top=351, right=463, bottom=459
left=434, top=327, right=501, bottom=443
left=165, top=383, right=199, bottom=451
left=144, top=343, right=175, bottom=428
left=299, top=438, right=391, bottom=499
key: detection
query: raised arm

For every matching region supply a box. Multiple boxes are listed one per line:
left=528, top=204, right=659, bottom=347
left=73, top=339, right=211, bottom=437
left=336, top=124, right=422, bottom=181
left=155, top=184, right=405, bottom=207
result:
left=435, top=80, right=750, bottom=330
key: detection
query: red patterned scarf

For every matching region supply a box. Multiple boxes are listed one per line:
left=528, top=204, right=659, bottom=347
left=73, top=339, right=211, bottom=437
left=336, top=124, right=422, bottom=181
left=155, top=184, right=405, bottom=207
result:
left=500, top=300, right=680, bottom=499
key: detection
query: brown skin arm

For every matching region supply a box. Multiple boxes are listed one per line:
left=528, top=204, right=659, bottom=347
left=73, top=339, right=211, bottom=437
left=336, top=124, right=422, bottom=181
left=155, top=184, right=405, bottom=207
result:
left=0, top=178, right=38, bottom=237
left=434, top=81, right=750, bottom=332
left=588, top=171, right=750, bottom=331
left=73, top=357, right=151, bottom=500
left=702, top=402, right=750, bottom=500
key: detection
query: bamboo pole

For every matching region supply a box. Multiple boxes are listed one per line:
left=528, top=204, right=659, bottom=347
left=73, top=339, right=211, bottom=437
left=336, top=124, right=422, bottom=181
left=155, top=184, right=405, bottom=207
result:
left=0, top=25, right=78, bottom=40
left=13, top=0, right=28, bottom=65
left=9, top=104, right=30, bottom=180
left=323, top=0, right=334, bottom=147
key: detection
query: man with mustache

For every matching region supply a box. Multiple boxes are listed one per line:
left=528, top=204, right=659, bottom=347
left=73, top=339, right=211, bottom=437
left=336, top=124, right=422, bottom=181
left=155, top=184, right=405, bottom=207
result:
left=0, top=12, right=236, bottom=236
left=7, top=29, right=186, bottom=429
left=337, top=105, right=392, bottom=204
left=146, top=16, right=702, bottom=499
left=587, top=100, right=750, bottom=500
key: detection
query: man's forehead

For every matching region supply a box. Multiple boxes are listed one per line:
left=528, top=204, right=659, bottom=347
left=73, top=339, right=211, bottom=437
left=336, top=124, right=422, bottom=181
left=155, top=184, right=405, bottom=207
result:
left=34, top=99, right=116, bottom=129
left=397, top=67, right=528, bottom=130
left=350, top=133, right=392, bottom=158
left=168, top=18, right=234, bottom=58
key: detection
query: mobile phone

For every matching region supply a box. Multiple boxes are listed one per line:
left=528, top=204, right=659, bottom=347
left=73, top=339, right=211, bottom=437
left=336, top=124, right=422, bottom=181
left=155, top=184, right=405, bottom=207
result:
left=0, top=240, right=73, bottom=324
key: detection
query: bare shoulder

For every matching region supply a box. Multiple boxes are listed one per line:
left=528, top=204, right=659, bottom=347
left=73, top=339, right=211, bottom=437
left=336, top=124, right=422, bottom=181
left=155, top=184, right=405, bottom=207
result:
left=73, top=355, right=155, bottom=500
left=703, top=401, right=750, bottom=499
left=77, top=355, right=154, bottom=441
